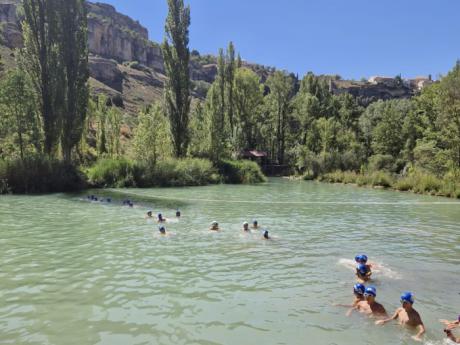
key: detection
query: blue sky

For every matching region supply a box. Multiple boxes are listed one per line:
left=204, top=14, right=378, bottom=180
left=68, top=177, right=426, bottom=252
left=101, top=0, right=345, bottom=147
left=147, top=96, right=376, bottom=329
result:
left=102, top=0, right=460, bottom=80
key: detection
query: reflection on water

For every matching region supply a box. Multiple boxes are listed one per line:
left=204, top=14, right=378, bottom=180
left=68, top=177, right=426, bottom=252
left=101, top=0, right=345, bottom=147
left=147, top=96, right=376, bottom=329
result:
left=0, top=179, right=459, bottom=345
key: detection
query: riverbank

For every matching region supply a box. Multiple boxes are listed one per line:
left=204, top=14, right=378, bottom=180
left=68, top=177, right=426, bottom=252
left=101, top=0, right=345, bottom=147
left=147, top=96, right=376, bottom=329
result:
left=0, top=157, right=267, bottom=194
left=312, top=170, right=460, bottom=199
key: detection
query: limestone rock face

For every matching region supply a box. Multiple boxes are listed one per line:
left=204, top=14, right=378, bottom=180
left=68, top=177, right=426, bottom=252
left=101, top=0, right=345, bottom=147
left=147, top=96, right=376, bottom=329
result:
left=0, top=0, right=22, bottom=48
left=88, top=56, right=124, bottom=92
left=87, top=2, right=164, bottom=72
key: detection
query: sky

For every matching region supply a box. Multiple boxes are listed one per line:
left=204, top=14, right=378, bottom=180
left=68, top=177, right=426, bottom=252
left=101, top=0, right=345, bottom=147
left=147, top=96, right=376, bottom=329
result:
left=101, top=0, right=460, bottom=80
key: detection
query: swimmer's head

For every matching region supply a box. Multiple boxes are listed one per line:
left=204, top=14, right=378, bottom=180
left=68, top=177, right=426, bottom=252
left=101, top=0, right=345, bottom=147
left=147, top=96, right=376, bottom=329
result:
left=107, top=198, right=111, bottom=203
left=211, top=221, right=218, bottom=227
left=353, top=283, right=366, bottom=296
left=147, top=211, right=152, bottom=216
left=253, top=220, right=258, bottom=226
left=364, top=286, right=377, bottom=298
left=243, top=222, right=249, bottom=230
left=356, top=263, right=369, bottom=275
left=158, top=213, right=163, bottom=219
left=400, top=292, right=414, bottom=306
left=263, top=230, right=269, bottom=239
left=176, top=209, right=181, bottom=216
left=159, top=226, right=166, bottom=234
left=355, top=254, right=368, bottom=264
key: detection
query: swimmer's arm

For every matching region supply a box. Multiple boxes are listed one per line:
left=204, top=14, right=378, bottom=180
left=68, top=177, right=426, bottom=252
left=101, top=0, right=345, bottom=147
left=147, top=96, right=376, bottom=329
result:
left=412, top=323, right=425, bottom=342
left=375, top=309, right=400, bottom=325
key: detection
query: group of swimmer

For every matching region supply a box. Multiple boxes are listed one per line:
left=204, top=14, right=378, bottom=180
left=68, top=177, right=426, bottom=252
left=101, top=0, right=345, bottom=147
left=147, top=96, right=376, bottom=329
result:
left=337, top=254, right=459, bottom=342
left=147, top=211, right=272, bottom=240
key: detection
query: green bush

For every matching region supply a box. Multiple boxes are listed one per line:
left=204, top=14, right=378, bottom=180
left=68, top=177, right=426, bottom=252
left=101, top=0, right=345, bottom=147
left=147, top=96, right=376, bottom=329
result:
left=218, top=160, right=267, bottom=184
left=0, top=156, right=86, bottom=194
left=143, top=158, right=219, bottom=187
left=370, top=171, right=393, bottom=187
left=87, top=158, right=142, bottom=188
left=368, top=154, right=397, bottom=172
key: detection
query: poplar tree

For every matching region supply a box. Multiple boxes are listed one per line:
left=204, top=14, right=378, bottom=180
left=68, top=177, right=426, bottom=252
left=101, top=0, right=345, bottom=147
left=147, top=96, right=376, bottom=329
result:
left=226, top=42, right=236, bottom=139
left=21, top=0, right=61, bottom=156
left=57, top=0, right=89, bottom=162
left=162, top=0, right=191, bottom=157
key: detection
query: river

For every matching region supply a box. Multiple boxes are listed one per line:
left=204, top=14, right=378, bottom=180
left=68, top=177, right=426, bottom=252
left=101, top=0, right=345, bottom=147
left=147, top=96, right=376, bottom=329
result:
left=0, top=178, right=459, bottom=345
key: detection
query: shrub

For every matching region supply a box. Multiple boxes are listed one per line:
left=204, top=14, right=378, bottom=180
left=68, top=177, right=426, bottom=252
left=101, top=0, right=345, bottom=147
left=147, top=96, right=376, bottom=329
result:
left=0, top=156, right=86, bottom=194
left=370, top=171, right=393, bottom=187
left=368, top=154, right=397, bottom=172
left=143, top=158, right=219, bottom=187
left=218, top=160, right=267, bottom=184
left=87, top=158, right=141, bottom=188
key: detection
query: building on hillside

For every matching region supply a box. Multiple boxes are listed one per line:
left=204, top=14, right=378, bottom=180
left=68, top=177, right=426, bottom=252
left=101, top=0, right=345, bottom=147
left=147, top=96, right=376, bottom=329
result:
left=368, top=76, right=398, bottom=87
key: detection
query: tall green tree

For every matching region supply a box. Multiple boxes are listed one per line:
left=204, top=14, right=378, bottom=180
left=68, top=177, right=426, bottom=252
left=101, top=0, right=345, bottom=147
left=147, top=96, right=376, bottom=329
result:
left=233, top=68, right=264, bottom=151
left=57, top=0, right=89, bottom=162
left=21, top=0, right=61, bottom=156
left=0, top=69, right=41, bottom=159
left=132, top=104, right=171, bottom=163
left=266, top=71, right=294, bottom=164
left=225, top=42, right=236, bottom=139
left=162, top=0, right=191, bottom=157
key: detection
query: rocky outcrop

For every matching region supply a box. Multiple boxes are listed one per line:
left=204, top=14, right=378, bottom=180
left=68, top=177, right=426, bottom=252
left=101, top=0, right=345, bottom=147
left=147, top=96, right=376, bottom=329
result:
left=0, top=0, right=22, bottom=48
left=87, top=2, right=164, bottom=72
left=88, top=56, right=124, bottom=92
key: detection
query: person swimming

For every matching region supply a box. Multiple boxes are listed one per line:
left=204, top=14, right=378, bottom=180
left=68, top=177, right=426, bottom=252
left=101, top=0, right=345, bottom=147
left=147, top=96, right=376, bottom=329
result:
left=353, top=286, right=388, bottom=319
left=263, top=230, right=270, bottom=240
left=242, top=222, right=250, bottom=232
left=107, top=198, right=111, bottom=203
left=146, top=210, right=153, bottom=219
left=176, top=209, right=181, bottom=218
left=440, top=315, right=460, bottom=329
left=376, top=292, right=425, bottom=342
left=252, top=220, right=259, bottom=229
left=335, top=283, right=366, bottom=313
left=210, top=221, right=219, bottom=231
left=157, top=213, right=166, bottom=223
left=356, top=263, right=372, bottom=282
left=159, top=226, right=167, bottom=235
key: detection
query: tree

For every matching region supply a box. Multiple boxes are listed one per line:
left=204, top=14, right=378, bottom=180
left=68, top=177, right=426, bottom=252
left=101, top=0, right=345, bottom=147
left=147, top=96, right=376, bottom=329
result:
left=266, top=71, right=294, bottom=164
left=162, top=0, right=191, bottom=157
left=206, top=49, right=228, bottom=162
left=21, top=0, right=61, bottom=156
left=189, top=101, right=209, bottom=157
left=233, top=68, right=264, bottom=151
left=57, top=0, right=89, bottom=162
left=226, top=42, right=236, bottom=139
left=0, top=69, right=40, bottom=159
left=132, top=104, right=171, bottom=163
left=438, top=61, right=460, bottom=167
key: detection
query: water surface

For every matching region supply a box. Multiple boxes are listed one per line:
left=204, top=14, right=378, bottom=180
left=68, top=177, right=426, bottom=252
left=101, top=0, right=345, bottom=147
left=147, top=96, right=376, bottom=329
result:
left=1, top=179, right=459, bottom=345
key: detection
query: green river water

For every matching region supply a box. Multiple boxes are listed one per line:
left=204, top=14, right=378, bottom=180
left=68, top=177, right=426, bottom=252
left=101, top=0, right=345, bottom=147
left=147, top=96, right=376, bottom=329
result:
left=0, top=178, right=459, bottom=345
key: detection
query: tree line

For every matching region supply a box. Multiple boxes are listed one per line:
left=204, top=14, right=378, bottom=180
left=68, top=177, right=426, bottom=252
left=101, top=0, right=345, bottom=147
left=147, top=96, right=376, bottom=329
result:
left=0, top=0, right=459, bottom=195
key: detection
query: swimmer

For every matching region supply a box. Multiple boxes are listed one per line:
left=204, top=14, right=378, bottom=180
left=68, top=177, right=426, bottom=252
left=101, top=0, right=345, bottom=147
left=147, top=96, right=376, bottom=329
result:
left=376, top=292, right=425, bottom=342
left=252, top=220, right=259, bottom=229
left=242, top=222, right=250, bottom=232
left=210, top=221, right=220, bottom=231
left=128, top=202, right=134, bottom=208
left=146, top=210, right=153, bottom=219
left=440, top=315, right=460, bottom=330
left=263, top=230, right=271, bottom=240
left=107, top=198, right=111, bottom=203
left=444, top=328, right=460, bottom=343
left=355, top=254, right=374, bottom=270
left=352, top=286, right=387, bottom=319
left=157, top=213, right=166, bottom=223
left=334, top=283, right=365, bottom=312
left=159, top=226, right=167, bottom=236
left=176, top=209, right=181, bottom=218
left=356, top=263, right=372, bottom=283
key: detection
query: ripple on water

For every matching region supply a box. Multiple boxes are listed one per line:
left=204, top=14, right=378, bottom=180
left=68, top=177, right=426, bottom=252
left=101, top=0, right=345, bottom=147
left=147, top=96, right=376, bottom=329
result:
left=0, top=180, right=459, bottom=345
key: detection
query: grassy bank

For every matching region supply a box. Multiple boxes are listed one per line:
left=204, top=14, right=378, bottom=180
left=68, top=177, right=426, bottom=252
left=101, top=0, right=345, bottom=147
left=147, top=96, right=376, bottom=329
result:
left=0, top=156, right=86, bottom=194
left=317, top=170, right=460, bottom=198
left=87, top=158, right=266, bottom=189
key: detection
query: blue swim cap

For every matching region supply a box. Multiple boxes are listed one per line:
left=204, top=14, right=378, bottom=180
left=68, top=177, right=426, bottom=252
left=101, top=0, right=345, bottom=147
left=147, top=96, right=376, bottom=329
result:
left=355, top=254, right=368, bottom=263
left=357, top=264, right=369, bottom=274
left=364, top=286, right=377, bottom=297
left=253, top=220, right=258, bottom=224
left=353, top=283, right=366, bottom=295
left=159, top=226, right=166, bottom=233
left=400, top=292, right=414, bottom=304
